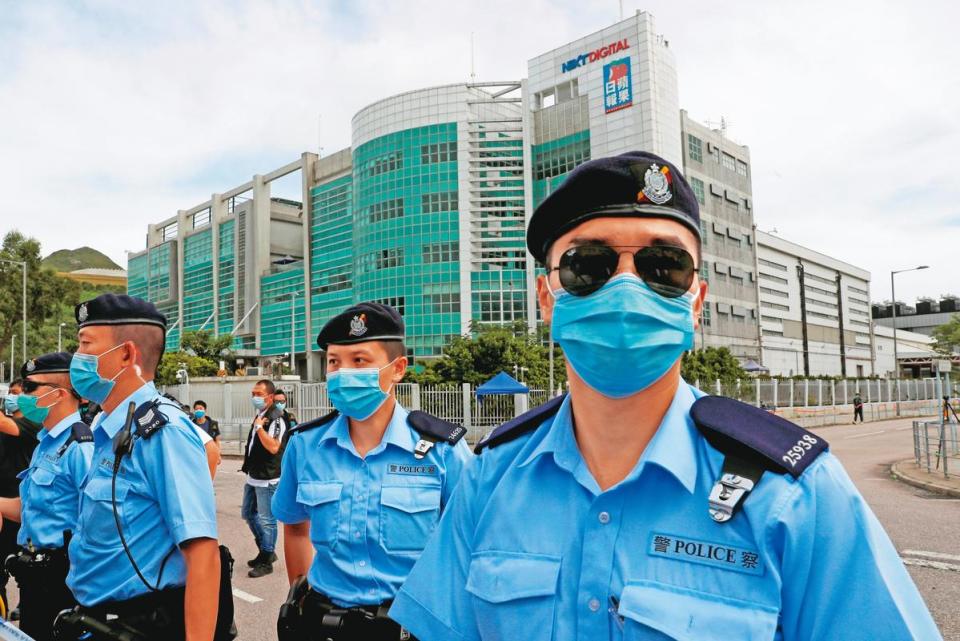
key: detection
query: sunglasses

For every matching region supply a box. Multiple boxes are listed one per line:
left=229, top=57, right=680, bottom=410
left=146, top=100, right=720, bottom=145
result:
left=20, top=380, right=61, bottom=394
left=549, top=244, right=697, bottom=298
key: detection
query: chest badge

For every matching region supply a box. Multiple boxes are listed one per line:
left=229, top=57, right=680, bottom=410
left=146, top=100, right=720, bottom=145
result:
left=648, top=532, right=763, bottom=576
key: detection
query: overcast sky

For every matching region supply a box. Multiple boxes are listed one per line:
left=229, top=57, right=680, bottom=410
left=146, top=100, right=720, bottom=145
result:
left=1, top=0, right=957, bottom=304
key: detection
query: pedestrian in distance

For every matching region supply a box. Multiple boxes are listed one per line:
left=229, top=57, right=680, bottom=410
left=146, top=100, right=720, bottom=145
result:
left=853, top=391, right=865, bottom=423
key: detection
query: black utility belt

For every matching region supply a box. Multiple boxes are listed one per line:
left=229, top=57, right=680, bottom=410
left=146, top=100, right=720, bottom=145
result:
left=303, top=590, right=412, bottom=641
left=82, top=586, right=185, bottom=620
left=6, top=545, right=68, bottom=577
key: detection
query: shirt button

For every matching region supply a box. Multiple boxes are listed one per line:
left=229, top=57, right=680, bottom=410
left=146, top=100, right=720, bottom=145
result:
left=354, top=531, right=361, bottom=538
left=598, top=512, right=610, bottom=524
left=359, top=560, right=366, bottom=567
left=588, top=598, right=601, bottom=612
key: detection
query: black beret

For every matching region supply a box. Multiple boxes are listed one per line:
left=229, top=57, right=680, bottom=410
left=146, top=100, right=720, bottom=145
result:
left=317, top=302, right=404, bottom=350
left=75, top=294, right=166, bottom=332
left=527, top=150, right=701, bottom=264
left=21, top=351, right=73, bottom=379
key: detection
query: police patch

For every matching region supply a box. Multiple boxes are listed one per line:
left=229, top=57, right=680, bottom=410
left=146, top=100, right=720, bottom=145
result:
left=648, top=532, right=763, bottom=576
left=388, top=463, right=438, bottom=476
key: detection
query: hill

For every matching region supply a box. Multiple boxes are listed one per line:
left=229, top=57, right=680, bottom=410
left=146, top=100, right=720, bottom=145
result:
left=42, top=247, right=122, bottom=272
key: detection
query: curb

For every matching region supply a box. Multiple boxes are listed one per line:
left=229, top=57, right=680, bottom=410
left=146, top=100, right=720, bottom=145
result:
left=890, top=459, right=960, bottom=499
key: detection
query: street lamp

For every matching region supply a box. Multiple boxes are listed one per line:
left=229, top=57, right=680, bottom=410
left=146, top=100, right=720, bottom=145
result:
left=0, top=259, right=26, bottom=367
left=891, top=265, right=929, bottom=416
left=57, top=322, right=66, bottom=352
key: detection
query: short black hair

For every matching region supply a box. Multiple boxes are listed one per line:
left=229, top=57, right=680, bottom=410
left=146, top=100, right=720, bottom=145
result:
left=274, top=390, right=286, bottom=399
left=384, top=341, right=407, bottom=361
left=256, top=379, right=275, bottom=394
left=9, top=378, right=23, bottom=391
left=194, top=400, right=207, bottom=409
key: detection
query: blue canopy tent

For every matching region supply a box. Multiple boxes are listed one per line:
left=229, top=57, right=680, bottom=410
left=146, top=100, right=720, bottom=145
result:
left=476, top=371, right=529, bottom=400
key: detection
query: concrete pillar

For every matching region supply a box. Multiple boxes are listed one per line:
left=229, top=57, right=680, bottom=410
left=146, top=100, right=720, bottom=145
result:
left=176, top=209, right=188, bottom=348
left=411, top=384, right=421, bottom=411
left=462, top=383, right=472, bottom=430
left=211, top=194, right=228, bottom=335
left=251, top=175, right=272, bottom=351
left=301, top=153, right=318, bottom=381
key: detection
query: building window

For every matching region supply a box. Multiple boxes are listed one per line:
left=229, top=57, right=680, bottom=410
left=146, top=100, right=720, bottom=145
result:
left=761, top=300, right=790, bottom=311
left=736, top=160, right=748, bottom=177
left=700, top=260, right=709, bottom=283
left=367, top=198, right=404, bottom=223
left=762, top=328, right=784, bottom=336
left=805, top=284, right=836, bottom=297
left=760, top=272, right=789, bottom=285
left=804, top=272, right=836, bottom=286
left=161, top=223, right=178, bottom=241
left=848, top=285, right=869, bottom=295
left=758, top=258, right=788, bottom=272
left=375, top=248, right=403, bottom=269
left=374, top=296, right=406, bottom=316
left=722, top=153, right=736, bottom=172
left=691, top=177, right=705, bottom=205
left=849, top=296, right=870, bottom=306
left=701, top=303, right=711, bottom=327
left=422, top=242, right=459, bottom=264
left=193, top=210, right=211, bottom=229
left=424, top=292, right=460, bottom=314
left=422, top=192, right=458, bottom=213
left=759, top=286, right=789, bottom=299
left=421, top=142, right=457, bottom=164
left=687, top=134, right=703, bottom=162
left=361, top=151, right=403, bottom=178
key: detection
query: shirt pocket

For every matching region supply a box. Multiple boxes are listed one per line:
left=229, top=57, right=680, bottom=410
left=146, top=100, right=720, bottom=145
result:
left=379, top=484, right=441, bottom=554
left=465, top=551, right=561, bottom=641
left=296, top=481, right=342, bottom=548
left=79, top=476, right=131, bottom=546
left=617, top=580, right=779, bottom=641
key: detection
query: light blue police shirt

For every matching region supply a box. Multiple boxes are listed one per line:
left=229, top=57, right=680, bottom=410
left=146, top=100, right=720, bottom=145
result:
left=272, top=401, right=472, bottom=607
left=17, top=410, right=93, bottom=549
left=66, top=382, right=218, bottom=606
left=390, top=382, right=942, bottom=641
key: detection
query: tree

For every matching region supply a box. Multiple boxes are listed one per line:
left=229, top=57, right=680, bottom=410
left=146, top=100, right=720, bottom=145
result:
left=0, top=230, right=84, bottom=367
left=681, top=347, right=747, bottom=386
left=404, top=322, right=567, bottom=391
left=180, top=330, right=234, bottom=361
left=932, top=314, right=960, bottom=355
left=156, top=352, right=219, bottom=386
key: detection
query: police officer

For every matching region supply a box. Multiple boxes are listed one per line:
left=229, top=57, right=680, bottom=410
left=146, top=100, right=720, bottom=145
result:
left=273, top=302, right=472, bottom=641
left=0, top=353, right=93, bottom=641
left=390, top=152, right=942, bottom=640
left=55, top=294, right=228, bottom=641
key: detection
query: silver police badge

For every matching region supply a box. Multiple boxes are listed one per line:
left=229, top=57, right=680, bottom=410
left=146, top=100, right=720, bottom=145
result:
left=25, top=360, right=36, bottom=372
left=78, top=303, right=89, bottom=323
left=641, top=164, right=672, bottom=205
left=348, top=313, right=368, bottom=337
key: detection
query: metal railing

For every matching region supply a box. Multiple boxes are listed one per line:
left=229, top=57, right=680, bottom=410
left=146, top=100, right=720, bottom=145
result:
left=162, top=376, right=951, bottom=452
left=913, top=419, right=960, bottom=479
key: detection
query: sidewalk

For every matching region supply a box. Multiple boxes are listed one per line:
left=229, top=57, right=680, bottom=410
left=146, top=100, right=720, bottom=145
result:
left=891, top=459, right=960, bottom=498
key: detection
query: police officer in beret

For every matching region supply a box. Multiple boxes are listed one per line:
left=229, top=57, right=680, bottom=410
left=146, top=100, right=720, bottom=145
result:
left=390, top=151, right=941, bottom=640
left=0, top=353, right=93, bottom=641
left=273, top=302, right=472, bottom=641
left=54, top=294, right=231, bottom=641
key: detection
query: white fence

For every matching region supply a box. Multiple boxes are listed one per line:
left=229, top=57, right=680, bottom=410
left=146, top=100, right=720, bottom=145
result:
left=162, top=376, right=952, bottom=452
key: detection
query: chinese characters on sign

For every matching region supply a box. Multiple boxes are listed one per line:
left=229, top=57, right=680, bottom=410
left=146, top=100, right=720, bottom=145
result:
left=603, top=57, right=633, bottom=114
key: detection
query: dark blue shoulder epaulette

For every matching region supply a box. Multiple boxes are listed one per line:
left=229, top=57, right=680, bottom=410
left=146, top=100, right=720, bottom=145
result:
left=407, top=411, right=466, bottom=446
left=57, top=422, right=94, bottom=457
left=691, top=396, right=828, bottom=478
left=289, top=410, right=339, bottom=436
left=132, top=399, right=171, bottom=440
left=474, top=394, right=566, bottom=454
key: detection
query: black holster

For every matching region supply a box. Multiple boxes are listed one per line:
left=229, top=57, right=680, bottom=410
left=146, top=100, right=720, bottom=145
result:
left=277, top=580, right=414, bottom=641
left=277, top=575, right=311, bottom=641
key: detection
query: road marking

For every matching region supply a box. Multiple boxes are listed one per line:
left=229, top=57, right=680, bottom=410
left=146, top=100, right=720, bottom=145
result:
left=232, top=588, right=263, bottom=603
left=902, top=550, right=960, bottom=563
left=845, top=430, right=887, bottom=439
left=902, top=558, right=960, bottom=573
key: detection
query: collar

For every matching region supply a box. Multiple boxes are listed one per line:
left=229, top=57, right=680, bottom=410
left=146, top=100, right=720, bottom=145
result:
left=95, top=382, right=159, bottom=439
left=320, top=401, right=413, bottom=454
left=43, top=410, right=83, bottom=441
left=519, top=382, right=700, bottom=494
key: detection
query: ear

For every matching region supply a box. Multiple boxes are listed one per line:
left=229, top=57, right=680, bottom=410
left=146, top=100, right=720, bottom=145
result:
left=691, top=277, right=709, bottom=330
left=536, top=273, right=555, bottom=325
left=391, top=356, right=408, bottom=382
left=121, top=341, right=139, bottom=367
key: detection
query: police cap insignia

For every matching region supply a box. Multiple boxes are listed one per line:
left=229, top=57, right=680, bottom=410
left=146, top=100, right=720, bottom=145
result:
left=317, top=302, right=404, bottom=350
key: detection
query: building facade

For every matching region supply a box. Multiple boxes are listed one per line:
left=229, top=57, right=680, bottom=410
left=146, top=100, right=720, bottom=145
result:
left=680, top=111, right=761, bottom=361
left=756, top=231, right=875, bottom=377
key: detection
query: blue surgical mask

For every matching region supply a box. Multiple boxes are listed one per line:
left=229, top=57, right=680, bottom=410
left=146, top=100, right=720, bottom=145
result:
left=550, top=273, right=695, bottom=398
left=3, top=394, right=18, bottom=414
left=69, top=343, right=129, bottom=405
left=275, top=402, right=287, bottom=412
left=251, top=396, right=266, bottom=410
left=193, top=409, right=206, bottom=419
left=17, top=390, right=60, bottom=425
left=327, top=359, right=397, bottom=420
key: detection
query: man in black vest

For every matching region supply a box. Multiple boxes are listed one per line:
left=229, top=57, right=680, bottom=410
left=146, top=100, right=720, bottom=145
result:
left=240, top=379, right=288, bottom=578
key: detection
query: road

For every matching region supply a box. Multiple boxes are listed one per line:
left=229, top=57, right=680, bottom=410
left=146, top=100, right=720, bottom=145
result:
left=218, top=415, right=958, bottom=640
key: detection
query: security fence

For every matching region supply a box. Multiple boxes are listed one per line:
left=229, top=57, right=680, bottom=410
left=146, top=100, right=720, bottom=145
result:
left=162, top=376, right=950, bottom=453
left=913, top=418, right=960, bottom=480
